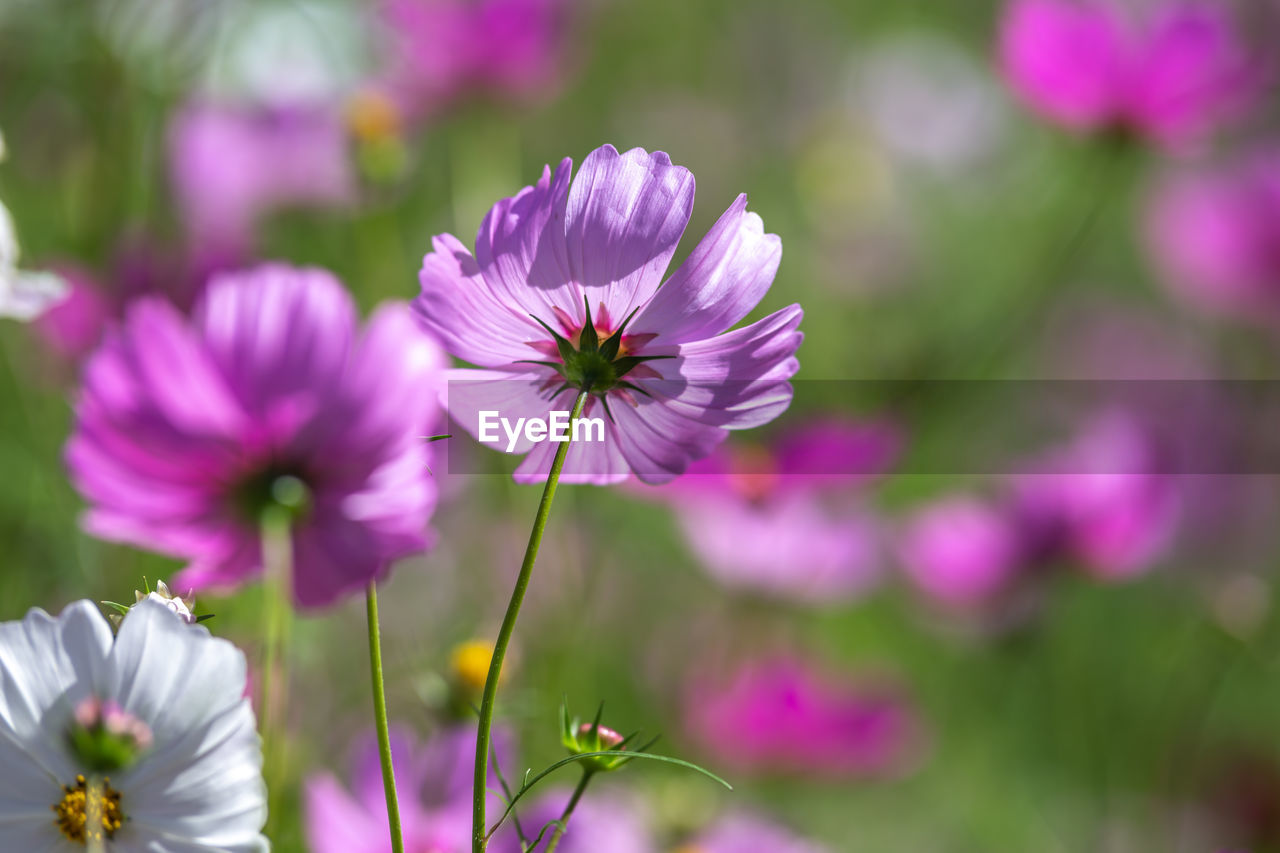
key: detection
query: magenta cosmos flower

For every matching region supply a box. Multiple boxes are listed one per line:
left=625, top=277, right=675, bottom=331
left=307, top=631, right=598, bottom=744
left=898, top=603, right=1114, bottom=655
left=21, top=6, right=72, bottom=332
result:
left=66, top=264, right=443, bottom=608
left=898, top=495, right=1028, bottom=610
left=415, top=144, right=802, bottom=484
left=684, top=654, right=922, bottom=780
left=644, top=418, right=898, bottom=603
left=998, top=0, right=1264, bottom=148
left=1146, top=148, right=1280, bottom=322
left=374, top=0, right=568, bottom=123
left=169, top=99, right=354, bottom=252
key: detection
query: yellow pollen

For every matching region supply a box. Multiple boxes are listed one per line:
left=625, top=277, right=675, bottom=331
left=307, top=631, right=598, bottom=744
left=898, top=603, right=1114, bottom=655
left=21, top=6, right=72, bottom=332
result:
left=672, top=846, right=708, bottom=853
left=52, top=775, right=124, bottom=844
left=450, top=641, right=497, bottom=693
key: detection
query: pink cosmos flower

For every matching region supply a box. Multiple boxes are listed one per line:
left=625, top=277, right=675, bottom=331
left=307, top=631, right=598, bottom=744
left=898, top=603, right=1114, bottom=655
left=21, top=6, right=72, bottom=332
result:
left=1146, top=148, right=1280, bottom=322
left=647, top=418, right=898, bottom=603
left=679, top=813, right=831, bottom=853
left=899, top=412, right=1180, bottom=611
left=168, top=99, right=354, bottom=253
left=415, top=144, right=802, bottom=484
left=998, top=0, right=1264, bottom=149
left=1013, top=412, right=1180, bottom=580
left=684, top=654, right=922, bottom=779
left=898, top=495, right=1027, bottom=609
left=306, top=726, right=519, bottom=853
left=66, top=264, right=443, bottom=608
left=374, top=0, right=569, bottom=123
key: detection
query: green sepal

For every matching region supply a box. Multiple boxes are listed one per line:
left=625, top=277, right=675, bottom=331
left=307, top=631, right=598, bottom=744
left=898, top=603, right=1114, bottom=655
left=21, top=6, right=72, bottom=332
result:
left=530, top=314, right=577, bottom=364
left=579, top=297, right=599, bottom=352
left=613, top=354, right=674, bottom=379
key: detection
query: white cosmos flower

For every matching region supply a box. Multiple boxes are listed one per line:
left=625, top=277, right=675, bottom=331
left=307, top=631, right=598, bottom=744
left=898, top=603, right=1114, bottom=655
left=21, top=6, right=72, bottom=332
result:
left=0, top=599, right=269, bottom=852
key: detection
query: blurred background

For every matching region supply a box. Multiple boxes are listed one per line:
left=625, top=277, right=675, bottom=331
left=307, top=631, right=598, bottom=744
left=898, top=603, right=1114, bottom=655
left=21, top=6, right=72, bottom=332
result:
left=2, top=0, right=1280, bottom=850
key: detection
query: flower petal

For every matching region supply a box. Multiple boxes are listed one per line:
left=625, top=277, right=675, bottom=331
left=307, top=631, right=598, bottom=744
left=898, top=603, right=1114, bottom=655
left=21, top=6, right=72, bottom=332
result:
left=416, top=234, right=547, bottom=367
left=565, top=145, right=695, bottom=325
left=642, top=304, right=803, bottom=429
left=633, top=193, right=782, bottom=344
left=194, top=264, right=357, bottom=420
left=104, top=600, right=248, bottom=744
left=474, top=159, right=581, bottom=322
left=999, top=0, right=1127, bottom=130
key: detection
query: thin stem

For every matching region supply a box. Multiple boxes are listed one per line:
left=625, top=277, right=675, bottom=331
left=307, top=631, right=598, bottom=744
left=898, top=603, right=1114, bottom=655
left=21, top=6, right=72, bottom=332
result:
left=258, top=509, right=293, bottom=842
left=473, top=389, right=590, bottom=853
left=544, top=768, right=595, bottom=853
left=367, top=581, right=405, bottom=853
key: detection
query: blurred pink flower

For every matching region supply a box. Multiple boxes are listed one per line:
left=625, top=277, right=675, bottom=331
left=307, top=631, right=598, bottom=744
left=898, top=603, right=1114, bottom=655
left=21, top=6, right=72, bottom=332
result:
left=416, top=144, right=802, bottom=484
left=684, top=654, right=922, bottom=779
left=649, top=418, right=899, bottom=604
left=1146, top=149, right=1280, bottom=321
left=168, top=100, right=354, bottom=252
left=375, top=0, right=569, bottom=122
left=32, top=239, right=240, bottom=368
left=66, top=264, right=443, bottom=608
left=306, top=725, right=519, bottom=853
left=899, top=413, right=1180, bottom=612
left=998, top=0, right=1264, bottom=149
left=32, top=265, right=111, bottom=361
left=898, top=496, right=1026, bottom=609
left=1013, top=413, right=1181, bottom=580
left=679, top=813, right=830, bottom=853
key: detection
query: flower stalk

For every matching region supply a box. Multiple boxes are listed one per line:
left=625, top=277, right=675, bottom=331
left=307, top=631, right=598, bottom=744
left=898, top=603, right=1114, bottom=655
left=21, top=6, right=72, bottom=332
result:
left=258, top=506, right=294, bottom=841
left=366, top=581, right=405, bottom=853
left=472, top=389, right=590, bottom=853
left=544, top=767, right=595, bottom=853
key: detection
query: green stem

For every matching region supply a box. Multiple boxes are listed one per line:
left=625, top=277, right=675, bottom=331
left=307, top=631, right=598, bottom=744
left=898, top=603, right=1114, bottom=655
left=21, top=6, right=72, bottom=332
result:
left=367, top=581, right=405, bottom=853
left=258, top=509, right=293, bottom=842
left=544, top=768, right=595, bottom=853
left=473, top=389, right=590, bottom=853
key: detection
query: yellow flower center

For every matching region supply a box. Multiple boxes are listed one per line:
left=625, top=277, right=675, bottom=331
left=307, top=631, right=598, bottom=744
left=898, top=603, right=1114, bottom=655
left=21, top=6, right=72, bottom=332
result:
left=450, top=640, right=496, bottom=693
left=52, top=775, right=124, bottom=845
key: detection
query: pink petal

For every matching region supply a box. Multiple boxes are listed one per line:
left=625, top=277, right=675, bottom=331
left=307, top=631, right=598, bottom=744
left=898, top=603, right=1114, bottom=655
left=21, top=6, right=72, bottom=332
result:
left=564, top=145, right=695, bottom=325
left=633, top=193, right=782, bottom=344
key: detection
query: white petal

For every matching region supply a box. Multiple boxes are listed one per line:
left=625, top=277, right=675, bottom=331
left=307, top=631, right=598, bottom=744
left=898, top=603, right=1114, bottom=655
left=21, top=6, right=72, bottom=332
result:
left=0, top=817, right=66, bottom=852
left=0, top=728, right=64, bottom=822
left=103, top=600, right=247, bottom=742
left=120, top=702, right=267, bottom=848
left=0, top=200, right=18, bottom=269
left=104, top=601, right=267, bottom=848
left=0, top=600, right=111, bottom=770
left=0, top=270, right=69, bottom=320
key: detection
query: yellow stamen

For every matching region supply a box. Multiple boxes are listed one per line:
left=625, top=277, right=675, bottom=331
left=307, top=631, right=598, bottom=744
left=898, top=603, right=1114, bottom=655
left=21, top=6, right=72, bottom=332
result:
left=51, top=775, right=123, bottom=844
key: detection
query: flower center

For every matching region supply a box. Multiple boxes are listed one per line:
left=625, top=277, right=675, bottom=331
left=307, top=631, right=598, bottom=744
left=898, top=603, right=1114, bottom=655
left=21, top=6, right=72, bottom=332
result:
left=232, top=466, right=312, bottom=523
left=525, top=299, right=670, bottom=418
left=52, top=775, right=124, bottom=845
